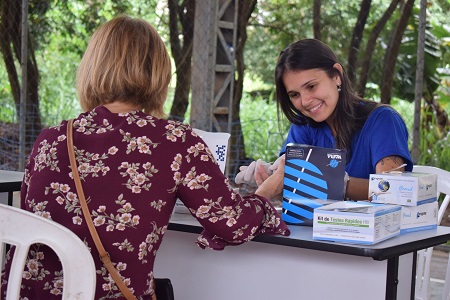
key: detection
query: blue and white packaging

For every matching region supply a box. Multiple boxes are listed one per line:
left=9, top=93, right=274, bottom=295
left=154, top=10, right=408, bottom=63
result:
left=282, top=144, right=346, bottom=226
left=400, top=201, right=438, bottom=233
left=313, top=201, right=401, bottom=245
left=369, top=172, right=437, bottom=206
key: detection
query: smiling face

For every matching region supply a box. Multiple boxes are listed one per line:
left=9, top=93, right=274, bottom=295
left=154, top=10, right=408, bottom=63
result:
left=282, top=68, right=341, bottom=126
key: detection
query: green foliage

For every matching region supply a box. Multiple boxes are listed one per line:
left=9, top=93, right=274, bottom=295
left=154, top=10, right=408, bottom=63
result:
left=246, top=0, right=323, bottom=85
left=245, top=0, right=396, bottom=86
left=43, top=0, right=139, bottom=56
left=0, top=57, right=16, bottom=123
left=239, top=92, right=288, bottom=162
left=390, top=98, right=415, bottom=131
left=28, top=0, right=164, bottom=127
left=436, top=73, right=450, bottom=111
left=37, top=47, right=82, bottom=125
left=395, top=11, right=446, bottom=102
left=418, top=110, right=450, bottom=171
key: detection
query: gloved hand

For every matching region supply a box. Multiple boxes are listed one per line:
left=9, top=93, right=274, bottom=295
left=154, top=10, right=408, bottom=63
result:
left=235, top=155, right=285, bottom=187
left=235, top=160, right=272, bottom=187
left=268, top=154, right=285, bottom=172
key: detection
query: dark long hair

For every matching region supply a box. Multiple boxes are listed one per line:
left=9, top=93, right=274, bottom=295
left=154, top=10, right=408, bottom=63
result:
left=275, top=39, right=382, bottom=156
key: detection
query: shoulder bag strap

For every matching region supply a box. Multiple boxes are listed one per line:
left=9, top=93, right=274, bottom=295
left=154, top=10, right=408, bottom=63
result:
left=67, top=119, right=138, bottom=300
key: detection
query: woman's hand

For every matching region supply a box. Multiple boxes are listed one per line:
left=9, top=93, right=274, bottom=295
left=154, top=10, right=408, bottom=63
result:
left=255, top=154, right=285, bottom=186
left=255, top=156, right=285, bottom=200
left=254, top=159, right=271, bottom=186
left=235, top=160, right=271, bottom=187
left=234, top=155, right=285, bottom=187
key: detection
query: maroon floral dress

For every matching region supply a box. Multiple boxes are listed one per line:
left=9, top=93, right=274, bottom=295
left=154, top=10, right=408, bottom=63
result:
left=1, top=106, right=290, bottom=299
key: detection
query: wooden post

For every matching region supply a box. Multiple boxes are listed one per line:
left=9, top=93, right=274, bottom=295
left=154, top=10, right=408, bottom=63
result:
left=190, top=0, right=237, bottom=133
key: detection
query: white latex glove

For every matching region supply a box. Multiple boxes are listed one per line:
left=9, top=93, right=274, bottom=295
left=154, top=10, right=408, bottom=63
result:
left=268, top=154, right=285, bottom=172
left=235, top=159, right=272, bottom=187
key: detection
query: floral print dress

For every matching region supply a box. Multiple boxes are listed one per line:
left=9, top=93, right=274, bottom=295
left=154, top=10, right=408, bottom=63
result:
left=1, top=106, right=290, bottom=299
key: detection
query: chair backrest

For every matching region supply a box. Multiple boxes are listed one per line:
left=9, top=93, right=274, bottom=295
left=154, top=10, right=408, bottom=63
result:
left=412, top=165, right=450, bottom=300
left=0, top=204, right=96, bottom=300
left=412, top=165, right=450, bottom=224
left=193, top=128, right=231, bottom=174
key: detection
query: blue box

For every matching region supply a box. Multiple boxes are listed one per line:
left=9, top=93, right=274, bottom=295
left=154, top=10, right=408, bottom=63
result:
left=282, top=144, right=346, bottom=226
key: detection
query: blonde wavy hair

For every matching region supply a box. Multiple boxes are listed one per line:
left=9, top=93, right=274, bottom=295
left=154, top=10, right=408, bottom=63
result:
left=76, top=15, right=172, bottom=118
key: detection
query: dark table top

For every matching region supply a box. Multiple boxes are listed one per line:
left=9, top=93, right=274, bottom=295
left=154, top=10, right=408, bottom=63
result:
left=4, top=170, right=449, bottom=262
left=0, top=170, right=24, bottom=193
left=169, top=212, right=450, bottom=261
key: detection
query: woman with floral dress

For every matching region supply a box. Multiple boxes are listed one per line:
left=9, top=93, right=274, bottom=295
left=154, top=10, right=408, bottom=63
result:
left=1, top=15, right=289, bottom=299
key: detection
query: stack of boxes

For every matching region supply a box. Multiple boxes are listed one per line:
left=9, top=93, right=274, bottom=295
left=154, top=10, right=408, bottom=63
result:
left=281, top=144, right=439, bottom=245
left=368, top=172, right=438, bottom=234
left=312, top=172, right=438, bottom=245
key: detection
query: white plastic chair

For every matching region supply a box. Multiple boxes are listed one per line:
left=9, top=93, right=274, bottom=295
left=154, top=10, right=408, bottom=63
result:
left=412, top=166, right=450, bottom=300
left=0, top=204, right=96, bottom=299
left=192, top=128, right=231, bottom=174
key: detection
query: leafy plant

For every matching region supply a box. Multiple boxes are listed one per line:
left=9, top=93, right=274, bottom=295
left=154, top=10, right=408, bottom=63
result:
left=418, top=109, right=450, bottom=171
left=239, top=92, right=288, bottom=162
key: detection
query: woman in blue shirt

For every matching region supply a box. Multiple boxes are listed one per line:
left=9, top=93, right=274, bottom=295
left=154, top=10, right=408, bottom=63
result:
left=236, top=39, right=413, bottom=200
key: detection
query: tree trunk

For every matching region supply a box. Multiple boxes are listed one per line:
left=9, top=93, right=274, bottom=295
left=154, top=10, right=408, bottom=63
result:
left=380, top=0, right=415, bottom=104
left=0, top=22, right=20, bottom=106
left=423, top=98, right=450, bottom=132
left=347, top=0, right=372, bottom=85
left=230, top=0, right=257, bottom=176
left=357, top=0, right=401, bottom=96
left=313, top=0, right=321, bottom=40
left=168, top=0, right=195, bottom=121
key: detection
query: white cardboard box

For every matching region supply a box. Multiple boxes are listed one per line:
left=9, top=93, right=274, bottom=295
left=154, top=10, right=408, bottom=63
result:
left=369, top=172, right=437, bottom=206
left=313, top=201, right=401, bottom=245
left=400, top=201, right=438, bottom=233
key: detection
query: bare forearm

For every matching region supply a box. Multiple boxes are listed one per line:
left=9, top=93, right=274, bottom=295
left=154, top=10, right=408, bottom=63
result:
left=346, top=156, right=406, bottom=200
left=345, top=177, right=370, bottom=200
left=376, top=156, right=406, bottom=173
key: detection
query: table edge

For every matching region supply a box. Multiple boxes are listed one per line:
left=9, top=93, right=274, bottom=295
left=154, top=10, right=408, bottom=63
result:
left=168, top=216, right=450, bottom=261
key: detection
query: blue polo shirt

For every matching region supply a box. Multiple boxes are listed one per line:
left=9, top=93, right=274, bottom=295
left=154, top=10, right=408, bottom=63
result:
left=280, top=106, right=413, bottom=179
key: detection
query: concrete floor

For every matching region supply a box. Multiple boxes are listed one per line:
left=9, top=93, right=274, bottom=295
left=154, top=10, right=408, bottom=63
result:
left=430, top=248, right=449, bottom=300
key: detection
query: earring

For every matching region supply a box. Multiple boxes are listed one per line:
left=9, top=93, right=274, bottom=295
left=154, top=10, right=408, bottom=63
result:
left=337, top=85, right=342, bottom=92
